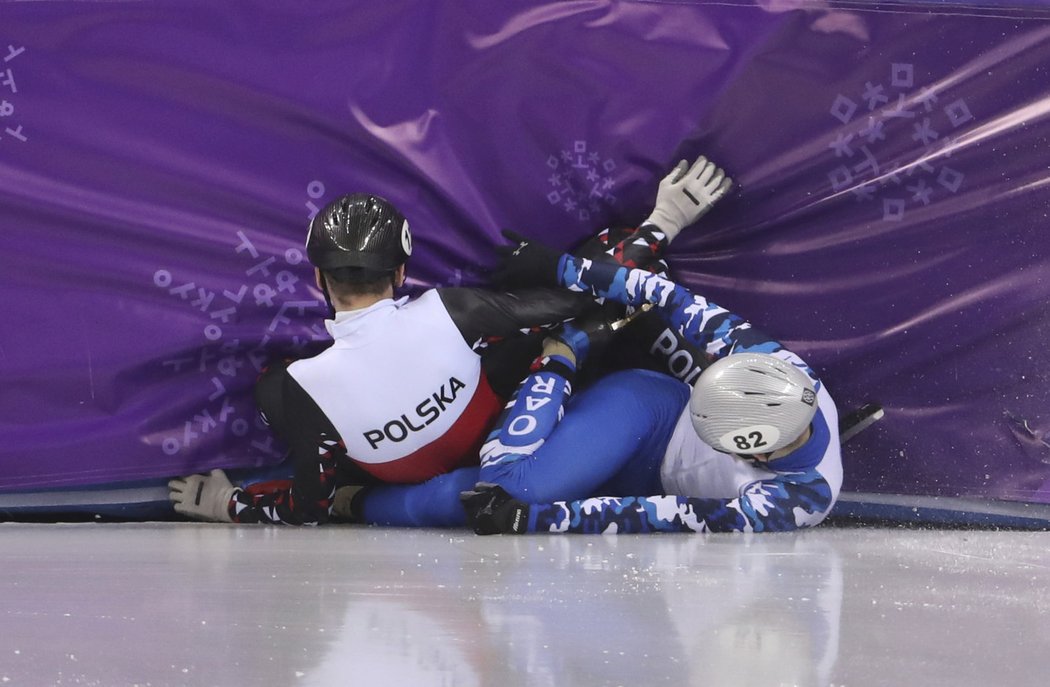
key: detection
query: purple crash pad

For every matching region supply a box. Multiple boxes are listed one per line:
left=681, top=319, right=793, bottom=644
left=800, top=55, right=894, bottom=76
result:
left=1, top=1, right=1049, bottom=519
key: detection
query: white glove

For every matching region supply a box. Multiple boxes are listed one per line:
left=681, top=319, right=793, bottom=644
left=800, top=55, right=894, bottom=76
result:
left=644, top=155, right=734, bottom=240
left=169, top=469, right=237, bottom=523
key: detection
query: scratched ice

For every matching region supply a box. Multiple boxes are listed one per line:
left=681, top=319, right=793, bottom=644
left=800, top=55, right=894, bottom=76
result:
left=2, top=524, right=1046, bottom=686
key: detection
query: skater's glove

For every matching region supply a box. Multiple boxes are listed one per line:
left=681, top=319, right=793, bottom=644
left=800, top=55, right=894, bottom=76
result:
left=546, top=307, right=617, bottom=368
left=492, top=230, right=566, bottom=291
left=460, top=482, right=529, bottom=535
left=168, top=469, right=237, bottom=523
left=644, top=155, right=733, bottom=240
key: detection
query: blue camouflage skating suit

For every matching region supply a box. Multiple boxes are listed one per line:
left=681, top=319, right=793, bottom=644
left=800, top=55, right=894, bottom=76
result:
left=358, top=250, right=842, bottom=534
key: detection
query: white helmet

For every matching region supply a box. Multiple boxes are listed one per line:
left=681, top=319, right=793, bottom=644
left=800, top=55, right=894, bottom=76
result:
left=690, top=353, right=817, bottom=455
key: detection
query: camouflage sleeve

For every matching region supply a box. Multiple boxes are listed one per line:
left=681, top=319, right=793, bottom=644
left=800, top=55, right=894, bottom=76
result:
left=554, top=255, right=817, bottom=380
left=572, top=224, right=670, bottom=272
left=526, top=470, right=835, bottom=534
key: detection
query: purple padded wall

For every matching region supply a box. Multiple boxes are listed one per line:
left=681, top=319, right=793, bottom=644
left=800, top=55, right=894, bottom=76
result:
left=1, top=1, right=1048, bottom=508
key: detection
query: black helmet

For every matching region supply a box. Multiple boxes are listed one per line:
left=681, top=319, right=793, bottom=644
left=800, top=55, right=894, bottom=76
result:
left=306, top=193, right=413, bottom=277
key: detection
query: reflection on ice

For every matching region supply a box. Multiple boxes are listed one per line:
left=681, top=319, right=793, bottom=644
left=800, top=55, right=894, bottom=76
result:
left=312, top=531, right=843, bottom=687
left=2, top=524, right=1047, bottom=686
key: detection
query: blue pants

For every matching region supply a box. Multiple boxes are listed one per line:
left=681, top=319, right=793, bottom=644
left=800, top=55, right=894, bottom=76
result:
left=360, top=369, right=690, bottom=527
left=481, top=369, right=689, bottom=502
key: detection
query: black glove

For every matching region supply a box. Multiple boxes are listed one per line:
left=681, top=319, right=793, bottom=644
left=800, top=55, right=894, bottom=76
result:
left=492, top=229, right=566, bottom=291
left=459, top=482, right=529, bottom=535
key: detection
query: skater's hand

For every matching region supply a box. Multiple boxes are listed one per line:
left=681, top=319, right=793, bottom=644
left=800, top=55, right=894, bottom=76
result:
left=644, top=155, right=733, bottom=240
left=492, top=230, right=566, bottom=291
left=460, top=482, right=529, bottom=535
left=168, top=469, right=237, bottom=523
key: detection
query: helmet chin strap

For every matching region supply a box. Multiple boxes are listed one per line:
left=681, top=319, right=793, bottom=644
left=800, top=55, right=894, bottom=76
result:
left=320, top=277, right=336, bottom=318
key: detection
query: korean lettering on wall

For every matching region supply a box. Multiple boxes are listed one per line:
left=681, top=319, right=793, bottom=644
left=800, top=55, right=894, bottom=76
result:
left=1, top=45, right=28, bottom=144
left=150, top=182, right=332, bottom=461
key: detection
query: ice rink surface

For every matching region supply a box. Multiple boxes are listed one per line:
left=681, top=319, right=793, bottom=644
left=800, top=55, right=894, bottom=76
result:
left=2, top=523, right=1048, bottom=687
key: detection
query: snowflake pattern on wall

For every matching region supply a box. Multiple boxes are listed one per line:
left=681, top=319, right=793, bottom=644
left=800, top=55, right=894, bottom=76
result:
left=546, top=140, right=619, bottom=222
left=826, top=63, right=974, bottom=222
